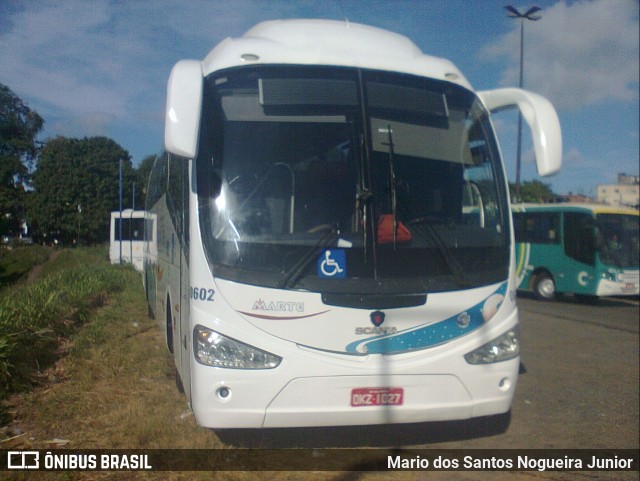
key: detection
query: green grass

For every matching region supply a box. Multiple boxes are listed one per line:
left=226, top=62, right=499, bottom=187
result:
left=0, top=246, right=130, bottom=397
left=0, top=244, right=51, bottom=288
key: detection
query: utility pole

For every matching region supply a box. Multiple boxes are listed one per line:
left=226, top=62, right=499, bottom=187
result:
left=505, top=5, right=542, bottom=202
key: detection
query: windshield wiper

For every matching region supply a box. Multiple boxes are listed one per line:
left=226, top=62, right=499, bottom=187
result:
left=354, top=126, right=375, bottom=273
left=409, top=221, right=469, bottom=288
left=381, top=124, right=399, bottom=249
left=277, top=228, right=338, bottom=289
left=378, top=125, right=467, bottom=287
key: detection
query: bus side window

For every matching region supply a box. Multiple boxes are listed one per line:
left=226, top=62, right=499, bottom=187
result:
left=513, top=212, right=525, bottom=242
left=563, top=212, right=595, bottom=265
left=514, top=212, right=559, bottom=244
left=167, top=153, right=189, bottom=257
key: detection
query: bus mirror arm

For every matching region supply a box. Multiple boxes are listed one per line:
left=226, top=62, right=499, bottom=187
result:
left=165, top=60, right=203, bottom=159
left=478, top=88, right=562, bottom=177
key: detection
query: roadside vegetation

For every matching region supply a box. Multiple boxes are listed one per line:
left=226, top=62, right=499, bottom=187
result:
left=0, top=247, right=127, bottom=400
left=0, top=247, right=402, bottom=481
left=0, top=244, right=50, bottom=286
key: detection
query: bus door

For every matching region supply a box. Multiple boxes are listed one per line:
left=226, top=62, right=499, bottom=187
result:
left=562, top=211, right=596, bottom=293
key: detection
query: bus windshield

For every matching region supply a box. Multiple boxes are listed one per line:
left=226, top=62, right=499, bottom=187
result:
left=197, top=66, right=509, bottom=295
left=597, top=214, right=640, bottom=269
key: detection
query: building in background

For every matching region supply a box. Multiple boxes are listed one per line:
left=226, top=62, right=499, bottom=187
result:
left=550, top=193, right=593, bottom=204
left=597, top=173, right=639, bottom=210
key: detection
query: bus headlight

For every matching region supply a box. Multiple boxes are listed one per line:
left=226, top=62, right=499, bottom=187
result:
left=194, top=325, right=282, bottom=369
left=464, top=326, right=520, bottom=364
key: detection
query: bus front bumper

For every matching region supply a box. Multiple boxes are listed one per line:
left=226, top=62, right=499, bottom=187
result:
left=189, top=358, right=519, bottom=429
left=596, top=277, right=639, bottom=296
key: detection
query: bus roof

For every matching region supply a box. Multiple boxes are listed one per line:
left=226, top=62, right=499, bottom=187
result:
left=512, top=203, right=639, bottom=216
left=201, top=19, right=472, bottom=89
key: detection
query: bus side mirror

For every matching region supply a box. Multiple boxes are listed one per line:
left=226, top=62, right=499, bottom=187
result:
left=478, top=88, right=562, bottom=177
left=165, top=60, right=203, bottom=159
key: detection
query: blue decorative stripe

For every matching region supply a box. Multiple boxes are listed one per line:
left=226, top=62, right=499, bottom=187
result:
left=345, top=282, right=507, bottom=354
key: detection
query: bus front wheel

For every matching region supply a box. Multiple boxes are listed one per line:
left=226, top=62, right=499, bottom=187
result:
left=533, top=273, right=555, bottom=300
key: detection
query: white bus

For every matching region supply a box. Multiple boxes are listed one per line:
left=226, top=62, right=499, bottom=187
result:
left=110, top=209, right=156, bottom=272
left=144, top=19, right=562, bottom=429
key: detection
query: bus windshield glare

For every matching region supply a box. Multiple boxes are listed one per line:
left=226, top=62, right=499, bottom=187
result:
left=197, top=66, right=509, bottom=295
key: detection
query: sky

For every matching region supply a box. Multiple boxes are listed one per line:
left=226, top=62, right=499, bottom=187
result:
left=0, top=0, right=638, bottom=197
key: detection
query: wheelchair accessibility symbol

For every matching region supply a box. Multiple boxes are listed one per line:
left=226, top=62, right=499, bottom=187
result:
left=317, top=249, right=347, bottom=278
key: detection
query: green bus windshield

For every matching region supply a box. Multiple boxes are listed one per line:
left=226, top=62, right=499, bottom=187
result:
left=596, top=214, right=640, bottom=269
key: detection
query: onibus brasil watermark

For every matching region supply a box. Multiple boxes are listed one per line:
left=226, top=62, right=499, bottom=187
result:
left=6, top=451, right=151, bottom=471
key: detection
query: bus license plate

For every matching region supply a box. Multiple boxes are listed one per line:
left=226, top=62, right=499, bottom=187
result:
left=351, top=387, right=403, bottom=407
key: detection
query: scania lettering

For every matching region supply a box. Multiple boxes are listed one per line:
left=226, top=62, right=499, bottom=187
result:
left=144, top=19, right=562, bottom=429
left=355, top=327, right=398, bottom=335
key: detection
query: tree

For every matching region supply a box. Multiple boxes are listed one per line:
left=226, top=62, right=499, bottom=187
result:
left=509, top=180, right=555, bottom=203
left=135, top=154, right=156, bottom=209
left=30, top=137, right=134, bottom=244
left=0, top=83, right=44, bottom=235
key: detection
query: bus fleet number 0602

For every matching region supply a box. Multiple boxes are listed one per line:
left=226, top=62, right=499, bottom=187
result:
left=189, top=287, right=215, bottom=302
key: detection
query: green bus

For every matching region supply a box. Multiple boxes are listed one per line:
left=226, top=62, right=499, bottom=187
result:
left=512, top=203, right=639, bottom=300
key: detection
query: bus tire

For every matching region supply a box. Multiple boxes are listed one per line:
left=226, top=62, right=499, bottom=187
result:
left=145, top=277, right=155, bottom=319
left=175, top=370, right=185, bottom=394
left=533, top=272, right=555, bottom=300
left=166, top=296, right=174, bottom=354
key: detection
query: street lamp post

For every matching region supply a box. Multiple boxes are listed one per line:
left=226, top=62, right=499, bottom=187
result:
left=505, top=5, right=541, bottom=202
